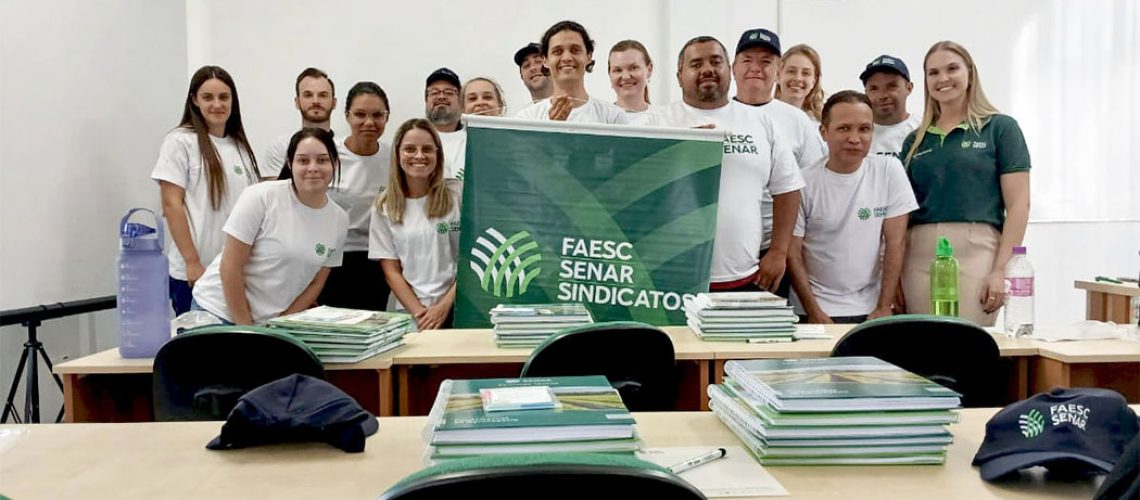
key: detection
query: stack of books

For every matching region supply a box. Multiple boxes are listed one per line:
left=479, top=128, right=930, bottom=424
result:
left=489, top=303, right=593, bottom=348
left=267, top=306, right=413, bottom=363
left=709, top=357, right=961, bottom=465
left=422, top=375, right=641, bottom=462
left=684, top=292, right=800, bottom=342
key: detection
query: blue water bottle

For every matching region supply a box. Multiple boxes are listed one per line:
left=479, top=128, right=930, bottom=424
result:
left=117, top=209, right=171, bottom=358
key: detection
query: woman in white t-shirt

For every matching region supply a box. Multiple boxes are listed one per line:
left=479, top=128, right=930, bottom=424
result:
left=151, top=65, right=260, bottom=316
left=608, top=39, right=664, bottom=126
left=297, top=81, right=393, bottom=311
left=775, top=44, right=826, bottom=125
left=369, top=119, right=462, bottom=330
left=192, top=128, right=349, bottom=325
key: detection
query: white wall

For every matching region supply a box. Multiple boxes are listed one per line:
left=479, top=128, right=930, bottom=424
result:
left=0, top=0, right=187, bottom=421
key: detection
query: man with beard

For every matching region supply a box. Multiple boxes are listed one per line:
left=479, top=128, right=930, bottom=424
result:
left=514, top=42, right=552, bottom=104
left=425, top=67, right=466, bottom=179
left=860, top=55, right=920, bottom=155
left=731, top=28, right=825, bottom=297
left=661, top=36, right=804, bottom=294
left=515, top=20, right=629, bottom=124
left=261, top=67, right=337, bottom=179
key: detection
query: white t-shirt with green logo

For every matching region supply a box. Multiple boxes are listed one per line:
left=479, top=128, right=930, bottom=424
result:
left=514, top=97, right=632, bottom=125
left=330, top=139, right=390, bottom=252
left=192, top=181, right=348, bottom=324
left=660, top=100, right=805, bottom=283
left=438, top=128, right=466, bottom=180
left=870, top=113, right=922, bottom=156
left=150, top=128, right=259, bottom=280
left=792, top=156, right=918, bottom=316
left=368, top=181, right=462, bottom=311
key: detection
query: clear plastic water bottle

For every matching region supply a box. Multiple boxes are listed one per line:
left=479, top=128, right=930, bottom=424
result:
left=930, top=237, right=959, bottom=317
left=117, top=209, right=171, bottom=358
left=1003, top=246, right=1034, bottom=337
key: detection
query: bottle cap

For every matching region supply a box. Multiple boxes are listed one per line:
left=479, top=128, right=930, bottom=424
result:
left=936, top=237, right=954, bottom=258
left=1012, top=246, right=1026, bottom=255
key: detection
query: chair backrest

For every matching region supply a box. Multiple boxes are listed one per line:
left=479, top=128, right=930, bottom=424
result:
left=520, top=321, right=676, bottom=411
left=152, top=326, right=325, bottom=421
left=379, top=453, right=706, bottom=500
left=830, top=314, right=1002, bottom=407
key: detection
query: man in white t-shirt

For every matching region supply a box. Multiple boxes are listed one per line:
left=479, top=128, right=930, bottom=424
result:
left=730, top=28, right=826, bottom=297
left=860, top=55, right=921, bottom=156
left=425, top=67, right=467, bottom=180
left=514, top=20, right=629, bottom=125
left=788, top=91, right=917, bottom=324
left=660, top=36, right=804, bottom=293
left=261, top=68, right=337, bottom=179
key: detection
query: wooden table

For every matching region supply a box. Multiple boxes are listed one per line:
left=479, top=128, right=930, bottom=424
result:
left=1074, top=280, right=1140, bottom=324
left=393, top=327, right=717, bottom=415
left=54, top=348, right=396, bottom=422
left=0, top=409, right=1117, bottom=499
left=1031, top=339, right=1140, bottom=402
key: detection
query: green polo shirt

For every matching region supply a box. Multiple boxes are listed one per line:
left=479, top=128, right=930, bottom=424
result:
left=901, top=114, right=1030, bottom=229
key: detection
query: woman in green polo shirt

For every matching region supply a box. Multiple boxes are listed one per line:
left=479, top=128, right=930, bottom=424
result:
left=899, top=41, right=1031, bottom=326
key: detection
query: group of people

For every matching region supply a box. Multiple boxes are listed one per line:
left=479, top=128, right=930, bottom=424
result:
left=151, top=20, right=1030, bottom=330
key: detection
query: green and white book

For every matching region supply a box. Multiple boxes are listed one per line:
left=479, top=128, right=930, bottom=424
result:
left=721, top=378, right=959, bottom=427
left=692, top=292, right=788, bottom=309
left=708, top=385, right=950, bottom=439
left=424, top=376, right=635, bottom=445
left=430, top=435, right=642, bottom=458
left=723, top=357, right=961, bottom=412
left=270, top=306, right=413, bottom=334
left=757, top=454, right=946, bottom=466
left=489, top=303, right=593, bottom=323
left=313, top=340, right=405, bottom=363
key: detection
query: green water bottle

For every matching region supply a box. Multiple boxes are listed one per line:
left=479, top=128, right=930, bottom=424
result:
left=930, top=237, right=959, bottom=317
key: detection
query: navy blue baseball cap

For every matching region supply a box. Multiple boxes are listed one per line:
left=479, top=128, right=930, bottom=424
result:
left=206, top=374, right=379, bottom=453
left=514, top=42, right=542, bottom=66
left=860, top=55, right=910, bottom=84
left=426, top=67, right=461, bottom=89
left=972, top=388, right=1139, bottom=481
left=736, top=28, right=780, bottom=55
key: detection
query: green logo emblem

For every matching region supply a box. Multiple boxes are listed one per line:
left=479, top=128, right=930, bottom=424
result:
left=961, top=140, right=971, bottom=149
left=233, top=165, right=244, bottom=175
left=749, top=33, right=758, bottom=40
left=857, top=207, right=872, bottom=220
left=470, top=228, right=542, bottom=298
left=315, top=243, right=327, bottom=256
left=435, top=222, right=449, bottom=234
left=456, top=168, right=465, bottom=181
left=1019, top=409, right=1045, bottom=438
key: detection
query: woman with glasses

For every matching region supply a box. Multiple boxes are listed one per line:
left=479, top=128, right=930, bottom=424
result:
left=293, top=81, right=393, bottom=311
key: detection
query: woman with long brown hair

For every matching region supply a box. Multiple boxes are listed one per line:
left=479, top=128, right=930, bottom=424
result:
left=151, top=65, right=260, bottom=315
left=899, top=41, right=1031, bottom=326
left=369, top=119, right=462, bottom=330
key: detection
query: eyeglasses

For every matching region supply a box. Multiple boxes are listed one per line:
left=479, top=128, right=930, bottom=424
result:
left=427, top=88, right=459, bottom=98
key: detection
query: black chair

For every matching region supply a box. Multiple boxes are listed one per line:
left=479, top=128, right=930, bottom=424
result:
left=830, top=314, right=1002, bottom=407
left=152, top=325, right=324, bottom=421
left=520, top=321, right=676, bottom=411
left=378, top=452, right=706, bottom=500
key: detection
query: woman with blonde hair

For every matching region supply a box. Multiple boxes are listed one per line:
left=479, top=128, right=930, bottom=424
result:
left=775, top=44, right=825, bottom=123
left=608, top=39, right=661, bottom=125
left=899, top=41, right=1031, bottom=326
left=368, top=119, right=462, bottom=330
left=462, top=77, right=507, bottom=117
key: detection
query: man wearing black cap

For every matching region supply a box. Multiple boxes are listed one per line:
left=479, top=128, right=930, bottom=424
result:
left=514, top=42, right=552, bottom=104
left=425, top=67, right=466, bottom=179
left=660, top=35, right=803, bottom=294
left=731, top=28, right=825, bottom=298
left=860, top=55, right=920, bottom=156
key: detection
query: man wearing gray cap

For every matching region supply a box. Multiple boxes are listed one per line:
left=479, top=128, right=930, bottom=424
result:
left=425, top=67, right=466, bottom=179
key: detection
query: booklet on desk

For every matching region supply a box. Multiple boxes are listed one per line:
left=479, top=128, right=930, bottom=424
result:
left=639, top=446, right=789, bottom=497
left=723, top=357, right=961, bottom=412
left=423, top=375, right=636, bottom=445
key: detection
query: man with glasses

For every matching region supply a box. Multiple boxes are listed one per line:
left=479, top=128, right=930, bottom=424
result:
left=425, top=67, right=466, bottom=179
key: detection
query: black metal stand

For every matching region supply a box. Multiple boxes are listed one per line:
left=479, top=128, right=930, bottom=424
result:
left=2, top=320, right=65, bottom=423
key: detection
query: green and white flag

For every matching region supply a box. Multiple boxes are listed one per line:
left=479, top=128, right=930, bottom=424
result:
left=454, top=116, right=722, bottom=327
